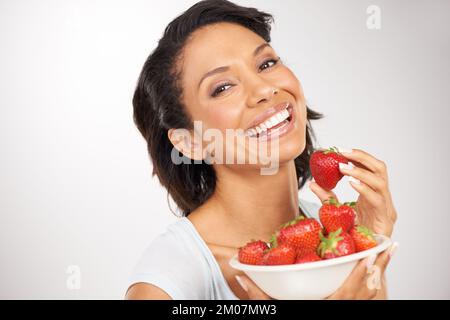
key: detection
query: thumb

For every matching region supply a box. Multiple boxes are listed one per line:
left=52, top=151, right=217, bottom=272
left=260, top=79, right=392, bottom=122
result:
left=235, top=275, right=272, bottom=300
left=309, top=180, right=339, bottom=204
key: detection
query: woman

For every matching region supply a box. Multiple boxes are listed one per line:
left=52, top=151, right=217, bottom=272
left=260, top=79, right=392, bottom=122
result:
left=126, top=0, right=398, bottom=300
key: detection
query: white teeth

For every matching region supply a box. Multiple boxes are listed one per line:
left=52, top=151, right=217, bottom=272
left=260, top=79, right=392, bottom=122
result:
left=245, top=104, right=291, bottom=137
left=276, top=113, right=284, bottom=122
left=266, top=118, right=274, bottom=128
left=246, top=128, right=257, bottom=137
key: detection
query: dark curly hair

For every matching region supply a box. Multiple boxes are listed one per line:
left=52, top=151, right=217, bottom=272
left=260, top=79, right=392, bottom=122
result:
left=132, top=0, right=323, bottom=217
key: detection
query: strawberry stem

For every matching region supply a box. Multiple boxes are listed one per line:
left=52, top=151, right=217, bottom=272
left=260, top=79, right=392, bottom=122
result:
left=322, top=197, right=340, bottom=206
left=356, top=225, right=374, bottom=237
left=280, top=215, right=304, bottom=229
left=323, top=146, right=339, bottom=155
left=318, top=228, right=344, bottom=257
left=343, top=201, right=357, bottom=208
left=269, top=233, right=278, bottom=248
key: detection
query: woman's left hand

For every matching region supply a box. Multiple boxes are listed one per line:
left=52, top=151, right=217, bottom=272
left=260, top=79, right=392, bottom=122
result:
left=310, top=148, right=397, bottom=237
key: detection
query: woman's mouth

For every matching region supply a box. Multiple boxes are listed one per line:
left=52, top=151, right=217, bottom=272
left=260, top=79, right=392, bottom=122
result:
left=244, top=102, right=295, bottom=140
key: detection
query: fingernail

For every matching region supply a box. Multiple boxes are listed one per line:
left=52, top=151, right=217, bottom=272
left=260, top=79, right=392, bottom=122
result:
left=235, top=275, right=248, bottom=292
left=389, top=242, right=399, bottom=258
left=348, top=176, right=361, bottom=185
left=336, top=146, right=353, bottom=154
left=339, top=163, right=353, bottom=171
left=366, top=254, right=376, bottom=271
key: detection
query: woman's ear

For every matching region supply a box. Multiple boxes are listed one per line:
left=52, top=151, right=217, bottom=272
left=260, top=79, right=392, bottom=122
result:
left=168, top=128, right=204, bottom=161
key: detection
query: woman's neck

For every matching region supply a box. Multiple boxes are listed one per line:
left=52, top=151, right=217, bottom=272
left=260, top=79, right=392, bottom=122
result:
left=188, top=161, right=301, bottom=248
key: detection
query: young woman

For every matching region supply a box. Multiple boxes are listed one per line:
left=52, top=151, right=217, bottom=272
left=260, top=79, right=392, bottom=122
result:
left=126, top=0, right=398, bottom=300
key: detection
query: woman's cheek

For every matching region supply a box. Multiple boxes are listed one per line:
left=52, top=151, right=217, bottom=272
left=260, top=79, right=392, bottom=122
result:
left=203, top=105, right=241, bottom=131
left=284, top=70, right=307, bottom=122
left=276, top=68, right=305, bottom=102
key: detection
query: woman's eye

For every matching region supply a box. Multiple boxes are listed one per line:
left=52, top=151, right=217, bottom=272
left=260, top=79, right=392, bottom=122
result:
left=210, top=58, right=281, bottom=98
left=259, top=57, right=280, bottom=71
left=211, top=83, right=233, bottom=97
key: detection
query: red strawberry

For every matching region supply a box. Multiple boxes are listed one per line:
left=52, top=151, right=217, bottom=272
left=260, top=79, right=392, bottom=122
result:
left=350, top=225, right=377, bottom=252
left=272, top=216, right=321, bottom=256
left=262, top=243, right=297, bottom=265
left=309, top=146, right=348, bottom=190
left=318, top=228, right=355, bottom=259
left=238, top=240, right=269, bottom=265
left=295, top=252, right=322, bottom=264
left=319, top=197, right=356, bottom=233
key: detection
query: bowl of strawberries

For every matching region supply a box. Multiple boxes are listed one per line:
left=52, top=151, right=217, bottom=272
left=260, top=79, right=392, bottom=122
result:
left=229, top=199, right=392, bottom=300
left=229, top=147, right=393, bottom=300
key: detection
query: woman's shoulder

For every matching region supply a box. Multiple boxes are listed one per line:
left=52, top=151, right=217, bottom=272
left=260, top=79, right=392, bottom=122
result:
left=127, top=218, right=211, bottom=299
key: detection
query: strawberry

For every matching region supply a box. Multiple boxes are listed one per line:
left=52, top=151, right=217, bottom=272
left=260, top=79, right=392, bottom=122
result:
left=350, top=225, right=377, bottom=252
left=309, top=146, right=348, bottom=190
left=272, top=216, right=322, bottom=256
left=262, top=243, right=297, bottom=265
left=238, top=240, right=269, bottom=265
left=319, top=197, right=356, bottom=233
left=318, top=228, right=355, bottom=259
left=295, top=252, right=322, bottom=264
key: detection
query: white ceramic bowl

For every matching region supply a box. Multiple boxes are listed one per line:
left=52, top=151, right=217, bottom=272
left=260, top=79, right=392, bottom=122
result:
left=229, top=234, right=392, bottom=300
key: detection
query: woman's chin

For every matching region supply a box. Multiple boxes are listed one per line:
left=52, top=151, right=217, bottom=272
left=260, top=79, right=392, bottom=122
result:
left=235, top=132, right=305, bottom=170
left=278, top=132, right=306, bottom=164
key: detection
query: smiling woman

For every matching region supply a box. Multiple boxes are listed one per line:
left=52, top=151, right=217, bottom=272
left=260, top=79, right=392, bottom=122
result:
left=132, top=0, right=322, bottom=217
left=126, top=0, right=394, bottom=300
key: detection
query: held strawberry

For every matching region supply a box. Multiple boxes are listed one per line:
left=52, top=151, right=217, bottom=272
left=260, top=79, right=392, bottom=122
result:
left=318, top=228, right=355, bottom=259
left=272, top=216, right=322, bottom=256
left=238, top=240, right=269, bottom=265
left=262, top=243, right=297, bottom=265
left=309, top=146, right=348, bottom=190
left=295, top=252, right=322, bottom=264
left=350, top=225, right=377, bottom=252
left=319, top=197, right=356, bottom=233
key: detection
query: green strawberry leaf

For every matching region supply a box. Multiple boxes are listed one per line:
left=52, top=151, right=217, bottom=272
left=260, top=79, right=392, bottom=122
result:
left=269, top=233, right=278, bottom=248
left=322, top=197, right=340, bottom=207
left=357, top=225, right=375, bottom=237
left=280, top=215, right=304, bottom=229
left=343, top=201, right=357, bottom=208
left=323, top=146, right=339, bottom=155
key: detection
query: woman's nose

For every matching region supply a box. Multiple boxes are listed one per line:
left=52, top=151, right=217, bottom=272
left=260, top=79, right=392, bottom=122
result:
left=246, top=79, right=279, bottom=108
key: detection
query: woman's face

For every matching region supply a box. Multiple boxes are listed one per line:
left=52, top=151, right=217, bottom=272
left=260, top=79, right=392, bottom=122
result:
left=177, top=22, right=307, bottom=169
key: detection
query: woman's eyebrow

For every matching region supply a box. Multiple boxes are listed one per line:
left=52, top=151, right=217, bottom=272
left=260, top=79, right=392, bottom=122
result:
left=197, top=43, right=272, bottom=89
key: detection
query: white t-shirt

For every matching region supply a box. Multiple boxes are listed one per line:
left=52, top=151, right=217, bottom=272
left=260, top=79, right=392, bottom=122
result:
left=127, top=199, right=321, bottom=300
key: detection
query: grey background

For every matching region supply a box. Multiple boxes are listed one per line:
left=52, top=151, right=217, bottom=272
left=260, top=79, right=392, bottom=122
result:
left=0, top=0, right=449, bottom=299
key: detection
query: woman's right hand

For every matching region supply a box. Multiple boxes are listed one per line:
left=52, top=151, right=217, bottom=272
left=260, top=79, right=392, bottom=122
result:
left=235, top=243, right=397, bottom=300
